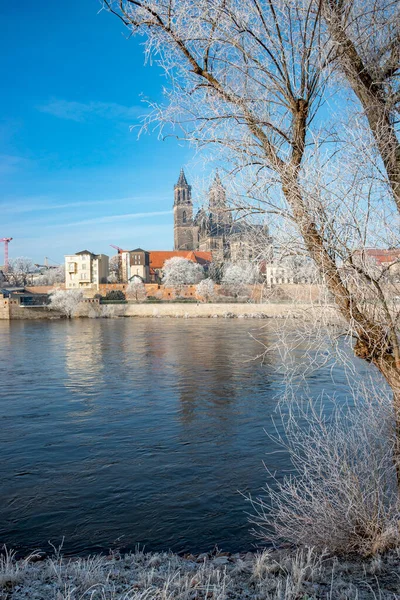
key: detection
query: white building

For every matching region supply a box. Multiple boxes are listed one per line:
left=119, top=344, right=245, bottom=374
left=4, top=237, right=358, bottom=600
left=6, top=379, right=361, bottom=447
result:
left=65, top=251, right=109, bottom=291
left=263, top=264, right=293, bottom=286
left=120, top=249, right=150, bottom=283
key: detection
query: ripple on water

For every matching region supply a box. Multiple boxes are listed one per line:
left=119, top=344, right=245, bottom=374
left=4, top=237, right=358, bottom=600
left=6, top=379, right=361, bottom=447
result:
left=0, top=318, right=370, bottom=555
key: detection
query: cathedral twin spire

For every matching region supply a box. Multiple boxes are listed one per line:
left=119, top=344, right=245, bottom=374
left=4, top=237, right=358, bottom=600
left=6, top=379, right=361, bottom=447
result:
left=174, top=168, right=192, bottom=206
left=174, top=168, right=225, bottom=205
left=176, top=168, right=188, bottom=187
left=173, top=168, right=236, bottom=253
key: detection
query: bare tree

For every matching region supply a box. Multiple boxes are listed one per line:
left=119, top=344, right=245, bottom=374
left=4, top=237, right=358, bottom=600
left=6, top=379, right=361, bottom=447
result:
left=162, top=257, right=204, bottom=291
left=103, top=0, right=400, bottom=473
left=35, top=265, right=65, bottom=286
left=48, top=289, right=84, bottom=319
left=108, top=255, right=122, bottom=283
left=222, top=261, right=258, bottom=298
left=196, top=277, right=216, bottom=302
left=6, top=257, right=34, bottom=287
left=321, top=0, right=400, bottom=208
left=126, top=278, right=147, bottom=301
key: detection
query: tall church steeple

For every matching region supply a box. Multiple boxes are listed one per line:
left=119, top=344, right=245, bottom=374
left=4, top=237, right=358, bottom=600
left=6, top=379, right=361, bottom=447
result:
left=209, top=171, right=232, bottom=226
left=173, top=168, right=196, bottom=250
left=174, top=168, right=191, bottom=206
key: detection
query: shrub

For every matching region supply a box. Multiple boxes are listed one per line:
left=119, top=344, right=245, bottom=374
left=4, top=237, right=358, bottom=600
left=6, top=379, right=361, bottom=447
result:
left=105, top=290, right=125, bottom=301
left=196, top=278, right=216, bottom=302
left=48, top=289, right=84, bottom=318
left=126, top=279, right=146, bottom=302
left=222, top=261, right=259, bottom=298
left=249, top=384, right=400, bottom=556
left=162, top=257, right=204, bottom=289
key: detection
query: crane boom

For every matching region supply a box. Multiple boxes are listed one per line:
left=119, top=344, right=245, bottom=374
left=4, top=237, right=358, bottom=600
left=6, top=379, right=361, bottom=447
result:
left=110, top=244, right=125, bottom=254
left=0, top=237, right=13, bottom=272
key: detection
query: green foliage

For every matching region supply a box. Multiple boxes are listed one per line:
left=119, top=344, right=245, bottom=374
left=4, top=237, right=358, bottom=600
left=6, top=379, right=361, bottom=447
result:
left=105, top=290, right=126, bottom=301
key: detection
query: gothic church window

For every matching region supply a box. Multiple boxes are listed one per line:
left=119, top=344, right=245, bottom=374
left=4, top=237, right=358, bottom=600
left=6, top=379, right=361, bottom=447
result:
left=183, top=211, right=187, bottom=223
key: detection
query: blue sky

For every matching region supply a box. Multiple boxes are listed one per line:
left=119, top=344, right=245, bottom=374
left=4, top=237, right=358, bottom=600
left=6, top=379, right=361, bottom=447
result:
left=0, top=0, right=196, bottom=264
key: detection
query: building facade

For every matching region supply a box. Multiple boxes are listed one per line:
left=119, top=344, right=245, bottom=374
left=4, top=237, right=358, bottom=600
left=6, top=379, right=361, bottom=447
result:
left=120, top=249, right=150, bottom=283
left=65, top=251, right=109, bottom=290
left=173, top=169, right=271, bottom=263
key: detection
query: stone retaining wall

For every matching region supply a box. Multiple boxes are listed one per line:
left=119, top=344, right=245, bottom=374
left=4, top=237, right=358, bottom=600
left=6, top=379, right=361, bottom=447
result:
left=122, top=302, right=333, bottom=320
left=25, top=283, right=326, bottom=302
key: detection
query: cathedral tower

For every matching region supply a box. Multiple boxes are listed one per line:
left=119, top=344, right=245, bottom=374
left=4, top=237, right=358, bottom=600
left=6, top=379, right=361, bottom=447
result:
left=173, top=169, right=196, bottom=250
left=209, top=172, right=232, bottom=226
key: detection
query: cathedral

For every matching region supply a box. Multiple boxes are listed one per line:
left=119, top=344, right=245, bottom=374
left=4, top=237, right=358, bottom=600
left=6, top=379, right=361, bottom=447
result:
left=173, top=169, right=270, bottom=263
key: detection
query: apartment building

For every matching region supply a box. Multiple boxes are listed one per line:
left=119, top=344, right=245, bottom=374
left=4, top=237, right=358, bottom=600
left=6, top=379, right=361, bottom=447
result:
left=65, top=250, right=109, bottom=290
left=120, top=248, right=150, bottom=283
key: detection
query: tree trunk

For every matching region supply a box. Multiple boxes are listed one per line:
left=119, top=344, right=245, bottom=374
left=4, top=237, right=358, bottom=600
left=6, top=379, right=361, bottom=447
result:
left=322, top=0, right=400, bottom=210
left=373, top=359, right=400, bottom=486
left=282, top=170, right=400, bottom=487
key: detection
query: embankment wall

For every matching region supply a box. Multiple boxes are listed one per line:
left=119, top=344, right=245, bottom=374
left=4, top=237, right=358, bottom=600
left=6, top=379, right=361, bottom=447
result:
left=121, top=302, right=336, bottom=320
left=26, top=283, right=326, bottom=302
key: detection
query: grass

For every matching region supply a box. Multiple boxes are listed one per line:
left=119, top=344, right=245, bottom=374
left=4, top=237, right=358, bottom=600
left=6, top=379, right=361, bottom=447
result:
left=1, top=546, right=400, bottom=599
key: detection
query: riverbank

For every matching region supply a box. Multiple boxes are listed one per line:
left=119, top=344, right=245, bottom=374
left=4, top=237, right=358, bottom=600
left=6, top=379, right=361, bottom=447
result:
left=90, top=302, right=342, bottom=326
left=1, top=546, right=399, bottom=599
left=0, top=298, right=342, bottom=321
left=121, top=301, right=333, bottom=320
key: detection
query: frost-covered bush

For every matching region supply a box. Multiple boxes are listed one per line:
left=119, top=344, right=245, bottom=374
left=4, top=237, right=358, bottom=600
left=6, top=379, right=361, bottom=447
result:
left=126, top=279, right=146, bottom=302
left=108, top=255, right=121, bottom=283
left=35, top=265, right=65, bottom=286
left=222, top=261, right=258, bottom=298
left=48, top=289, right=84, bottom=318
left=250, top=385, right=400, bottom=556
left=196, top=278, right=216, bottom=302
left=162, top=257, right=204, bottom=290
left=107, top=272, right=119, bottom=284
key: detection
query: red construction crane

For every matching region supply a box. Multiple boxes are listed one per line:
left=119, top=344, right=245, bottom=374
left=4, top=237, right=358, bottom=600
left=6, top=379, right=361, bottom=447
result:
left=110, top=244, right=125, bottom=254
left=0, top=237, right=12, bottom=272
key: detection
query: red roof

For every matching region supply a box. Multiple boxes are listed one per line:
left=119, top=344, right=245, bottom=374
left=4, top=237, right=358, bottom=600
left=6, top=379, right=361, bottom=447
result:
left=354, top=249, right=400, bottom=266
left=149, top=250, right=213, bottom=270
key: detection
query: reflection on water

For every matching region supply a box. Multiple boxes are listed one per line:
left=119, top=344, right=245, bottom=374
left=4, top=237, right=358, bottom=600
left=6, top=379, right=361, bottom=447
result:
left=64, top=322, right=105, bottom=393
left=0, top=319, right=369, bottom=555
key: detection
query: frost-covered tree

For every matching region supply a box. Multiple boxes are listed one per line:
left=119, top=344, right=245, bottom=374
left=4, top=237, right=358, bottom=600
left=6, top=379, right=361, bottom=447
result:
left=108, top=255, right=121, bottom=283
left=196, top=278, right=216, bottom=302
left=208, top=262, right=224, bottom=284
left=6, top=257, right=34, bottom=286
left=162, top=257, right=204, bottom=291
left=107, top=272, right=119, bottom=284
left=104, top=0, right=400, bottom=481
left=222, top=262, right=259, bottom=298
left=48, top=289, right=84, bottom=319
left=36, top=265, right=65, bottom=286
left=281, top=255, right=319, bottom=284
left=126, top=278, right=147, bottom=302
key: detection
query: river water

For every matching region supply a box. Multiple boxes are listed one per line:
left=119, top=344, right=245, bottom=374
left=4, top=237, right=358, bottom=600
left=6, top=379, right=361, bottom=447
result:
left=0, top=318, right=368, bottom=555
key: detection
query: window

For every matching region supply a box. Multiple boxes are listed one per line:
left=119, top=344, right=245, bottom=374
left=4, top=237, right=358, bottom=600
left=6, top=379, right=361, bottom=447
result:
left=82, top=263, right=87, bottom=270
left=182, top=211, right=187, bottom=223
